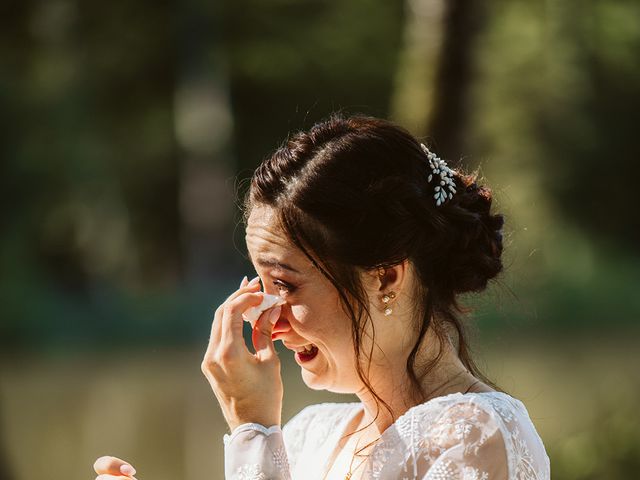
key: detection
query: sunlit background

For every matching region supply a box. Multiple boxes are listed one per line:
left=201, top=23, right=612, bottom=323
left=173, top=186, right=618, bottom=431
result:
left=1, top=0, right=640, bottom=479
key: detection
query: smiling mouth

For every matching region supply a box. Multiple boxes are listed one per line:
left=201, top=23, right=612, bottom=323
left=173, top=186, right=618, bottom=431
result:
left=284, top=342, right=317, bottom=353
left=295, top=344, right=319, bottom=362
left=296, top=344, right=317, bottom=354
left=281, top=342, right=320, bottom=362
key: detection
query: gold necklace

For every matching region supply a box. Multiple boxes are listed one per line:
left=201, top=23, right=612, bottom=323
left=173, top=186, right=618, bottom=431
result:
left=344, top=431, right=380, bottom=480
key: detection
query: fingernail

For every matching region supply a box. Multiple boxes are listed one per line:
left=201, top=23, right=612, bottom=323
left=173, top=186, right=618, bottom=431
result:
left=269, top=306, right=282, bottom=324
left=248, top=275, right=261, bottom=286
left=121, top=465, right=136, bottom=476
left=239, top=275, right=248, bottom=288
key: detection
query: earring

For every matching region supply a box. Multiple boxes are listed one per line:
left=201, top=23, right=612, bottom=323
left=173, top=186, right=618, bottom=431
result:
left=382, top=291, right=396, bottom=316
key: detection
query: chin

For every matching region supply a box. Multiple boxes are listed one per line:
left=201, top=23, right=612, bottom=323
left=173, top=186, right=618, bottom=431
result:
left=300, top=370, right=325, bottom=390
left=301, top=371, right=354, bottom=394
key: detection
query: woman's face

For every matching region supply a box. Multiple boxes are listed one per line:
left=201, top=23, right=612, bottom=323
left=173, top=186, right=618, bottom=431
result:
left=245, top=204, right=371, bottom=393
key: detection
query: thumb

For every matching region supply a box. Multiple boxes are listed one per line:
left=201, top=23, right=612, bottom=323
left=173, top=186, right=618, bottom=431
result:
left=252, top=305, right=281, bottom=360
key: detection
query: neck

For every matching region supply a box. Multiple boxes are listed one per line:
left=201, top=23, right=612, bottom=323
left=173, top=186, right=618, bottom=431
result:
left=353, top=330, right=478, bottom=438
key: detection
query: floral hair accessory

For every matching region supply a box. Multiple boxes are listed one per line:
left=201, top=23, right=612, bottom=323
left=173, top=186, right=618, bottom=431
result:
left=420, top=143, right=457, bottom=207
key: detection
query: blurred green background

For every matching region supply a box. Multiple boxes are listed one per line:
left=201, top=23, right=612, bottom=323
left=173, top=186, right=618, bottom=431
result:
left=1, top=0, right=639, bottom=479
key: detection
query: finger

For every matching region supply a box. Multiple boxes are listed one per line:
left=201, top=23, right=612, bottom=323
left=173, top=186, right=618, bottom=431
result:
left=252, top=305, right=281, bottom=361
left=227, top=275, right=261, bottom=302
left=208, top=303, right=224, bottom=349
left=209, top=276, right=261, bottom=347
left=237, top=275, right=261, bottom=291
left=219, top=292, right=265, bottom=354
left=93, top=456, right=136, bottom=476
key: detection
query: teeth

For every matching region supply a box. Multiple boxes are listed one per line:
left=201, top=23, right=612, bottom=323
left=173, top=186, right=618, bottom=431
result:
left=296, top=344, right=315, bottom=353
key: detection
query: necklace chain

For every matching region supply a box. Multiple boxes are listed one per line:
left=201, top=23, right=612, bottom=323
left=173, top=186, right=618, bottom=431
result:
left=344, top=431, right=380, bottom=480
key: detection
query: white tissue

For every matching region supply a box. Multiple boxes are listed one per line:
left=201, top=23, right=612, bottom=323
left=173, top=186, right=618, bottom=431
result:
left=242, top=294, right=286, bottom=328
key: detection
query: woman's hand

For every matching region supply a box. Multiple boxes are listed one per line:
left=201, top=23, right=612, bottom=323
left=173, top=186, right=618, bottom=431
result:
left=93, top=455, right=137, bottom=479
left=201, top=275, right=284, bottom=431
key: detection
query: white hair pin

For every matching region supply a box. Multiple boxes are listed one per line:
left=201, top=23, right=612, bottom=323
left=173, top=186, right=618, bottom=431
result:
left=420, top=143, right=457, bottom=206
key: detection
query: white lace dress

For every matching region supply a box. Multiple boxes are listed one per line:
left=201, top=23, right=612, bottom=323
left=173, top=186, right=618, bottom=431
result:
left=223, top=391, right=551, bottom=480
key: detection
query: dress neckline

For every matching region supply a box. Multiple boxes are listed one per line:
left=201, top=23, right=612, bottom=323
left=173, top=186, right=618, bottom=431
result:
left=348, top=390, right=513, bottom=441
left=319, top=391, right=513, bottom=480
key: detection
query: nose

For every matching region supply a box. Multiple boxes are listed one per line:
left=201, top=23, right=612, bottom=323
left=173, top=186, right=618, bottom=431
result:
left=271, top=317, right=291, bottom=338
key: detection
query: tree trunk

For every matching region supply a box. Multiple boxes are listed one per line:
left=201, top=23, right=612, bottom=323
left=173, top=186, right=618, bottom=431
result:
left=427, top=0, right=487, bottom=162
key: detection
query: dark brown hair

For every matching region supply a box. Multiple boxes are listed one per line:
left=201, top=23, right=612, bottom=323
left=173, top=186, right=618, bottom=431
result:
left=242, top=112, right=506, bottom=425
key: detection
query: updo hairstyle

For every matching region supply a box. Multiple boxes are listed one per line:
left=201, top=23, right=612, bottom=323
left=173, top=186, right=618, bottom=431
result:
left=243, top=113, right=505, bottom=421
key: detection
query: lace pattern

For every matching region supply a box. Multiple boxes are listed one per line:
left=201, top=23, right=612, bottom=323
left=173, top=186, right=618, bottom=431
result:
left=235, top=463, right=266, bottom=480
left=483, top=395, right=550, bottom=480
left=223, top=392, right=550, bottom=480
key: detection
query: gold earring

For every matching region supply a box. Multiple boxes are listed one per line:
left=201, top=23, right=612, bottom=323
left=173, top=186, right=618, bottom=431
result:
left=382, top=291, right=396, bottom=316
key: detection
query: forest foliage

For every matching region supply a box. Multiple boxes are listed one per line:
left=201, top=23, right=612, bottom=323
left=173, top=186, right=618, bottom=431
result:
left=1, top=0, right=639, bottom=348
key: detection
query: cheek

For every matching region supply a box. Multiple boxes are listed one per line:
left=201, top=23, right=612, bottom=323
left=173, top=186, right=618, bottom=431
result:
left=289, top=301, right=337, bottom=336
left=288, top=303, right=325, bottom=337
left=289, top=304, right=311, bottom=322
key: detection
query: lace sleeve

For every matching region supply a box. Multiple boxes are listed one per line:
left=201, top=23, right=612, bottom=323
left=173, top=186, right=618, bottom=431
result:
left=358, top=393, right=549, bottom=480
left=223, top=423, right=291, bottom=480
left=222, top=406, right=317, bottom=480
left=421, top=402, right=509, bottom=480
left=419, top=395, right=550, bottom=480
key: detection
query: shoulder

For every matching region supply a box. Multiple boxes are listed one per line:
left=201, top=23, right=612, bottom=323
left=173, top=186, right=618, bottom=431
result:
left=370, top=392, right=550, bottom=480
left=407, top=391, right=542, bottom=439
left=395, top=392, right=511, bottom=455
left=470, top=392, right=551, bottom=480
left=425, top=391, right=513, bottom=441
left=421, top=392, right=550, bottom=480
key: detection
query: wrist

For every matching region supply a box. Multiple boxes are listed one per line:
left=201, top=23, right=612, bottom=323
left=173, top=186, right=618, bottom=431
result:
left=223, top=423, right=283, bottom=448
left=228, top=419, right=281, bottom=432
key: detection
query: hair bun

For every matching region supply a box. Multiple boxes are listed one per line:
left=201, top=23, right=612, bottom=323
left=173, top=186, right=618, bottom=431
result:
left=446, top=174, right=504, bottom=294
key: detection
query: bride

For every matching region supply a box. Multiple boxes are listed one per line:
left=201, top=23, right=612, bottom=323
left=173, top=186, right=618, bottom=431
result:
left=93, top=114, right=550, bottom=479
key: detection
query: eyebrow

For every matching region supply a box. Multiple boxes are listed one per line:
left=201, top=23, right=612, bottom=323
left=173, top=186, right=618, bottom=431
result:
left=248, top=252, right=302, bottom=275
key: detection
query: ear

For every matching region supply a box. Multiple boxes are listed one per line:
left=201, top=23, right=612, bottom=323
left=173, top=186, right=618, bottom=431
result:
left=373, top=259, right=410, bottom=296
